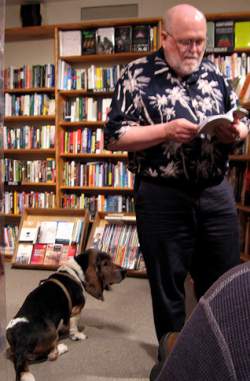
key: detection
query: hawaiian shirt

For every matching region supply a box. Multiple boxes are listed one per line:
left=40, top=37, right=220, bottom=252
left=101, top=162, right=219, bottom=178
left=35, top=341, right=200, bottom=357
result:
left=104, top=48, right=240, bottom=188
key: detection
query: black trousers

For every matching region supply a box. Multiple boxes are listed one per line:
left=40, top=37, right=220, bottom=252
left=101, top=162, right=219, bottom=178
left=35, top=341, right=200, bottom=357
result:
left=134, top=176, right=240, bottom=342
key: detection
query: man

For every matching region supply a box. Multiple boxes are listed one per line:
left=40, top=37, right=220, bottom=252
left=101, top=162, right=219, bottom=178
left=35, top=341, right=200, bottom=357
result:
left=104, top=3, right=249, bottom=347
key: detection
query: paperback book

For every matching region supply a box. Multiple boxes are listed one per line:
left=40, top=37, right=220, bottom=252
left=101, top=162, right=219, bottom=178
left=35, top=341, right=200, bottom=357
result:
left=82, top=29, right=96, bottom=55
left=115, top=25, right=132, bottom=53
left=198, top=107, right=248, bottom=136
left=96, top=27, right=115, bottom=54
left=214, top=21, right=234, bottom=51
left=132, top=24, right=150, bottom=52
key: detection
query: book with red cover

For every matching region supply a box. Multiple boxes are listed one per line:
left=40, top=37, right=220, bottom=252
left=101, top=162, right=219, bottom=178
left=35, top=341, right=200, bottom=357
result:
left=44, top=243, right=62, bottom=266
left=60, top=243, right=77, bottom=264
left=30, top=243, right=47, bottom=264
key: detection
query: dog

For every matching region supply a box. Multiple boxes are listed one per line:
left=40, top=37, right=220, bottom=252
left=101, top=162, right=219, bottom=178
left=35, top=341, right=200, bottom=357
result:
left=6, top=248, right=126, bottom=381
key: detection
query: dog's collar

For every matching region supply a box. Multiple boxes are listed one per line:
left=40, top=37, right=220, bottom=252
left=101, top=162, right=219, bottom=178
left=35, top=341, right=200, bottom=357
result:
left=58, top=259, right=85, bottom=285
left=46, top=278, right=72, bottom=314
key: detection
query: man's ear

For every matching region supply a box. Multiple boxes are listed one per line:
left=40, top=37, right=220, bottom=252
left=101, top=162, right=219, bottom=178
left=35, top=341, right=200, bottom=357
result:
left=161, top=30, right=168, bottom=49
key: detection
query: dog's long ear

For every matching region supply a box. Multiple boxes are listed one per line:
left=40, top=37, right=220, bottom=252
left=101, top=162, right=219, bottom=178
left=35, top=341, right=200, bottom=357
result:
left=84, top=249, right=104, bottom=301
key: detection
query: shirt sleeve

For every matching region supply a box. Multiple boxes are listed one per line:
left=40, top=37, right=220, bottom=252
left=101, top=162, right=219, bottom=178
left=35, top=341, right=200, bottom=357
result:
left=104, top=65, right=140, bottom=148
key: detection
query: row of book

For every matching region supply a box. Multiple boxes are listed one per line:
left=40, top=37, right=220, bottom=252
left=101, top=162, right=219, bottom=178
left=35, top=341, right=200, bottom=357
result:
left=61, top=127, right=106, bottom=154
left=207, top=52, right=250, bottom=81
left=2, top=225, right=19, bottom=256
left=61, top=194, right=135, bottom=218
left=5, top=93, right=55, bottom=117
left=2, top=158, right=56, bottom=184
left=2, top=191, right=56, bottom=214
left=3, top=125, right=55, bottom=149
left=207, top=20, right=250, bottom=52
left=4, top=64, right=55, bottom=89
left=91, top=221, right=144, bottom=270
left=63, top=160, right=134, bottom=188
left=58, top=61, right=124, bottom=92
left=59, top=24, right=158, bottom=57
left=63, top=97, right=111, bottom=122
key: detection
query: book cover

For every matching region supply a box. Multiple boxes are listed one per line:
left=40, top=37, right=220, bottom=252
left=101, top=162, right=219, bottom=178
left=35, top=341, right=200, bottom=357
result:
left=96, top=27, right=115, bottom=54
left=235, top=21, right=250, bottom=49
left=59, top=30, right=81, bottom=56
left=37, top=221, right=58, bottom=244
left=60, top=243, right=77, bottom=264
left=44, top=243, right=62, bottom=266
left=132, top=24, right=150, bottom=52
left=16, top=243, right=33, bottom=264
left=19, top=226, right=39, bottom=243
left=55, top=221, right=75, bottom=245
left=206, top=21, right=215, bottom=50
left=81, top=29, right=96, bottom=55
left=198, top=107, right=248, bottom=136
left=215, top=21, right=234, bottom=51
left=30, top=243, right=47, bottom=264
left=114, top=25, right=132, bottom=53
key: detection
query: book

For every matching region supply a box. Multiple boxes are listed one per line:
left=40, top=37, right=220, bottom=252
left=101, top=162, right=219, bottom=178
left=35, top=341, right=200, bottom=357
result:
left=198, top=107, right=248, bottom=136
left=81, top=29, right=96, bottom=55
left=55, top=221, right=75, bottom=245
left=114, top=25, right=132, bottom=53
left=132, top=24, right=150, bottom=52
left=19, top=226, right=39, bottom=243
left=59, top=243, right=77, bottom=264
left=234, top=21, right=250, bottom=49
left=96, top=27, right=115, bottom=54
left=44, top=243, right=62, bottom=266
left=59, top=30, right=81, bottom=56
left=206, top=21, right=215, bottom=50
left=30, top=243, right=47, bottom=264
left=16, top=243, right=33, bottom=264
left=214, top=21, right=234, bottom=51
left=37, top=221, right=58, bottom=244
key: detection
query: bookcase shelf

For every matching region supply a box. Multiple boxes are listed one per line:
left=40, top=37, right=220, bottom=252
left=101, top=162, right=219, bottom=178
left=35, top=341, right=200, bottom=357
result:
left=4, top=115, right=56, bottom=122
left=4, top=88, right=55, bottom=94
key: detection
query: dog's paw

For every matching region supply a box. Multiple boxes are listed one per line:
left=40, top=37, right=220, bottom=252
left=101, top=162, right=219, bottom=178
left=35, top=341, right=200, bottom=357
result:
left=57, top=343, right=68, bottom=355
left=20, top=371, right=35, bottom=381
left=70, top=331, right=87, bottom=341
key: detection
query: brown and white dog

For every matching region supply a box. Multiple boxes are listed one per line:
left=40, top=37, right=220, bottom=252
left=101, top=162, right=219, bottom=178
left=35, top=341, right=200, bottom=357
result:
left=6, top=248, right=126, bottom=381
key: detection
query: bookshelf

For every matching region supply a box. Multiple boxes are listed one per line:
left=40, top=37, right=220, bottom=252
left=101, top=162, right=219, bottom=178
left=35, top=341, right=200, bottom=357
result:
left=2, top=12, right=250, bottom=270
left=86, top=211, right=146, bottom=277
left=2, top=17, right=161, bottom=268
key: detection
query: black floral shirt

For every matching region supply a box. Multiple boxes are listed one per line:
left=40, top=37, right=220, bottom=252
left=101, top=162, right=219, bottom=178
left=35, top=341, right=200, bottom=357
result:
left=104, top=48, right=240, bottom=188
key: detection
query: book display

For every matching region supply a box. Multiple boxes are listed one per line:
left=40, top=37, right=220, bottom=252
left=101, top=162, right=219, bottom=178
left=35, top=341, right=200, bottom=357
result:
left=13, top=208, right=89, bottom=269
left=86, top=212, right=146, bottom=276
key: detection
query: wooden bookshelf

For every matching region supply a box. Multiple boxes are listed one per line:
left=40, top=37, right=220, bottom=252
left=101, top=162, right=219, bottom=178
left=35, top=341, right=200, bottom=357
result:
left=86, top=211, right=146, bottom=277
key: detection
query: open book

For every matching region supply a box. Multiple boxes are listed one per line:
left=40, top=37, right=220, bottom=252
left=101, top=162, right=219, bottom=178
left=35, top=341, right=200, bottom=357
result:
left=198, top=107, right=248, bottom=136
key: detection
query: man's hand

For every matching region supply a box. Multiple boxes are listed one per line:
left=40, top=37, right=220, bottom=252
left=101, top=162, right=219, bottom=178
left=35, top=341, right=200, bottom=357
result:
left=215, top=119, right=248, bottom=144
left=165, top=118, right=198, bottom=143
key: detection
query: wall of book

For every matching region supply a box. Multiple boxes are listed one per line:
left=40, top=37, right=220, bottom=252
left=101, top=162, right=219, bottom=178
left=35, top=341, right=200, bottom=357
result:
left=56, top=18, right=160, bottom=225
left=1, top=18, right=161, bottom=265
left=2, top=12, right=250, bottom=267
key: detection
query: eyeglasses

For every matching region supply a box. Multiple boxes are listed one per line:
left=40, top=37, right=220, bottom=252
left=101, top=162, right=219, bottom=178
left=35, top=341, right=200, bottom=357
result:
left=166, top=30, right=206, bottom=50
